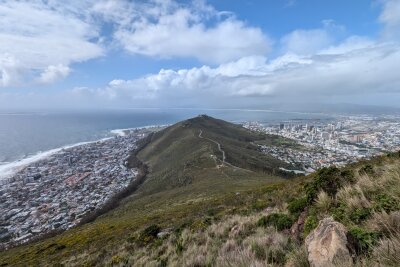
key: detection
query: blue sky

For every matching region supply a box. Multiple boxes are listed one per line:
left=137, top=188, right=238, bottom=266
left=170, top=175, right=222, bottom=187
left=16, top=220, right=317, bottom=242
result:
left=1, top=0, right=400, bottom=110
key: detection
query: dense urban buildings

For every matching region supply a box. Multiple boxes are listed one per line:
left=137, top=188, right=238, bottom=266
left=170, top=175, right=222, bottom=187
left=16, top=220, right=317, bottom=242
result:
left=0, top=129, right=152, bottom=248
left=244, top=115, right=400, bottom=173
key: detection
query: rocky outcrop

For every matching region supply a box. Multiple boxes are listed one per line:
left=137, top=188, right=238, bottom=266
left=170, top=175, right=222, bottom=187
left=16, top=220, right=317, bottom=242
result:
left=305, top=217, right=353, bottom=267
left=290, top=210, right=307, bottom=241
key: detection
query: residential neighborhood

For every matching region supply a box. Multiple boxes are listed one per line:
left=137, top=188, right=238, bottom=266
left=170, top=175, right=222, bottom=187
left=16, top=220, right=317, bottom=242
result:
left=0, top=129, right=151, bottom=248
left=244, top=115, right=400, bottom=172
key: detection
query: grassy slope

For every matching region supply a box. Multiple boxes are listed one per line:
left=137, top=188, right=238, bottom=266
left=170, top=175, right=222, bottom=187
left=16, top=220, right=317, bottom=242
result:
left=69, top=153, right=400, bottom=267
left=0, top=115, right=296, bottom=266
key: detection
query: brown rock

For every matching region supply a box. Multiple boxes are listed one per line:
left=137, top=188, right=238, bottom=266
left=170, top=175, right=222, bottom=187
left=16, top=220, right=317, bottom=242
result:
left=305, top=217, right=353, bottom=267
left=290, top=209, right=308, bottom=241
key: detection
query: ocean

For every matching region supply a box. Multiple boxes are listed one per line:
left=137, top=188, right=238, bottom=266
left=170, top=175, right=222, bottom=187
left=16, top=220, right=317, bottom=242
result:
left=0, top=108, right=333, bottom=179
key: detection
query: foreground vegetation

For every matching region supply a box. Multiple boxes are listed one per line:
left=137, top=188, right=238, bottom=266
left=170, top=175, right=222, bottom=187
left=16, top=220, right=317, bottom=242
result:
left=74, top=152, right=399, bottom=267
left=1, top=116, right=399, bottom=266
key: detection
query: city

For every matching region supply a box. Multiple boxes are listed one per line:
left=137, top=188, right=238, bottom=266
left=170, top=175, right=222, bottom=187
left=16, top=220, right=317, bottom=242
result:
left=0, top=128, right=153, bottom=249
left=244, top=115, right=400, bottom=173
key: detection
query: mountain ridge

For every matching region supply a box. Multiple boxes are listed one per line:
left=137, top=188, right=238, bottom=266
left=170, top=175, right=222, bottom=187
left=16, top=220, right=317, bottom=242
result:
left=3, top=116, right=398, bottom=266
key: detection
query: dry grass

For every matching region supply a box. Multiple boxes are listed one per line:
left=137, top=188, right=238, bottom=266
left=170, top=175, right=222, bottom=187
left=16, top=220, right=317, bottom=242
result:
left=371, top=230, right=400, bottom=266
left=285, top=245, right=310, bottom=267
left=366, top=211, right=400, bottom=236
left=207, top=214, right=258, bottom=240
left=336, top=185, right=371, bottom=210
left=357, top=163, right=400, bottom=197
left=103, top=213, right=297, bottom=267
left=315, top=191, right=332, bottom=214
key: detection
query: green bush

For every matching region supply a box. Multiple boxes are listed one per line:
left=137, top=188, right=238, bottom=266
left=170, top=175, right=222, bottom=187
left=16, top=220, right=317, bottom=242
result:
left=267, top=249, right=286, bottom=265
left=373, top=194, right=399, bottom=212
left=349, top=208, right=372, bottom=224
left=303, top=215, right=318, bottom=236
left=175, top=239, right=184, bottom=254
left=257, top=213, right=293, bottom=231
left=348, top=227, right=379, bottom=254
left=340, top=169, right=356, bottom=183
left=305, top=167, right=344, bottom=203
left=288, top=197, right=308, bottom=216
left=252, top=200, right=266, bottom=211
left=359, top=164, right=374, bottom=176
left=138, top=224, right=161, bottom=245
left=331, top=204, right=346, bottom=222
left=251, top=243, right=266, bottom=260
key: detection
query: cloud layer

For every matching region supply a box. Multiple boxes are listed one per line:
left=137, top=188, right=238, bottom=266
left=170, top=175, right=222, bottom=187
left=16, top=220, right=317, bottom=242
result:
left=0, top=0, right=271, bottom=87
left=93, top=0, right=270, bottom=64
left=0, top=0, right=103, bottom=87
left=1, top=0, right=400, bottom=110
left=94, top=41, right=399, bottom=104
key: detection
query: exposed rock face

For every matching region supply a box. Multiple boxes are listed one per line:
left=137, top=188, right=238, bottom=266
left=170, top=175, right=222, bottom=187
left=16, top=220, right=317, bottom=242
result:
left=305, top=217, right=353, bottom=267
left=290, top=210, right=307, bottom=241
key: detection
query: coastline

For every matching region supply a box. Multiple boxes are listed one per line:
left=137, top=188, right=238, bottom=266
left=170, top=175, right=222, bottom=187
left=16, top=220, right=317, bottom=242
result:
left=0, top=127, right=158, bottom=248
left=0, top=124, right=168, bottom=181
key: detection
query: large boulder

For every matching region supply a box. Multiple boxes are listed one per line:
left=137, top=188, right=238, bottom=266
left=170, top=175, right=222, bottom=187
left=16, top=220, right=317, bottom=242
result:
left=305, top=217, right=353, bottom=267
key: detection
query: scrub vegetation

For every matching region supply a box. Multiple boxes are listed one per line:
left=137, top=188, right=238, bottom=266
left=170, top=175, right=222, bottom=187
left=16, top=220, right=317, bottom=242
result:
left=1, top=116, right=399, bottom=266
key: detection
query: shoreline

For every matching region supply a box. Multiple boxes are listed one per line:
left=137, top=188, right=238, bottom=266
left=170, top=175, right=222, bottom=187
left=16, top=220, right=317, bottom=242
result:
left=0, top=124, right=168, bottom=181
left=0, top=128, right=156, bottom=248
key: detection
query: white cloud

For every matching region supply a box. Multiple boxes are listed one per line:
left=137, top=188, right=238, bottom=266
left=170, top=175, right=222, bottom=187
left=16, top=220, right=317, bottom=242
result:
left=88, top=40, right=400, bottom=106
left=37, top=65, right=71, bottom=84
left=0, top=0, right=103, bottom=87
left=0, top=54, right=24, bottom=87
left=379, top=0, right=400, bottom=40
left=93, top=0, right=270, bottom=64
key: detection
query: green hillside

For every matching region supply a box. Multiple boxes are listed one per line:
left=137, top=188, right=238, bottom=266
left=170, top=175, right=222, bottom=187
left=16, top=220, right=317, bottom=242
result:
left=1, top=116, right=399, bottom=266
left=0, top=115, right=299, bottom=266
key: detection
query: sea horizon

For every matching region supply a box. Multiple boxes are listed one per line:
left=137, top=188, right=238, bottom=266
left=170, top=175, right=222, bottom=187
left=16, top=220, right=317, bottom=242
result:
left=0, top=108, right=336, bottom=180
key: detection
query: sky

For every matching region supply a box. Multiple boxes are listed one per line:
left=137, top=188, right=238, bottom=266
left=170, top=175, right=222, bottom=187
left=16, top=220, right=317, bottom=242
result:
left=1, top=0, right=400, bottom=110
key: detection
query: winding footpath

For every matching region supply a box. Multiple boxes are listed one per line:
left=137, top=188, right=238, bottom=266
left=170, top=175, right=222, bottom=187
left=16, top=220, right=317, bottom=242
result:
left=198, top=130, right=226, bottom=163
left=198, top=130, right=251, bottom=172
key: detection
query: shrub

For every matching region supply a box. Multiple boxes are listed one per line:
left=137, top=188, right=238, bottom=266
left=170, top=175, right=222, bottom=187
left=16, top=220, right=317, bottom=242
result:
left=257, top=213, right=293, bottom=231
left=305, top=167, right=344, bottom=203
left=349, top=208, right=372, bottom=224
left=348, top=227, right=380, bottom=254
left=359, top=164, right=374, bottom=176
left=266, top=249, right=286, bottom=265
left=340, top=169, right=356, bottom=183
left=251, top=242, right=266, bottom=260
left=251, top=200, right=266, bottom=211
left=138, top=224, right=161, bottom=245
left=111, top=255, right=122, bottom=264
left=288, top=197, right=308, bottom=216
left=303, top=215, right=318, bottom=236
left=373, top=194, right=399, bottom=212
left=175, top=239, right=184, bottom=254
left=331, top=204, right=346, bottom=222
left=190, top=218, right=211, bottom=231
left=257, top=216, right=268, bottom=227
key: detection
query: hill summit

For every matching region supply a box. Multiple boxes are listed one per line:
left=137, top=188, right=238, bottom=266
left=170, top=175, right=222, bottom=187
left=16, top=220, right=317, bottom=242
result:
left=135, top=114, right=293, bottom=194
left=0, top=115, right=309, bottom=266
